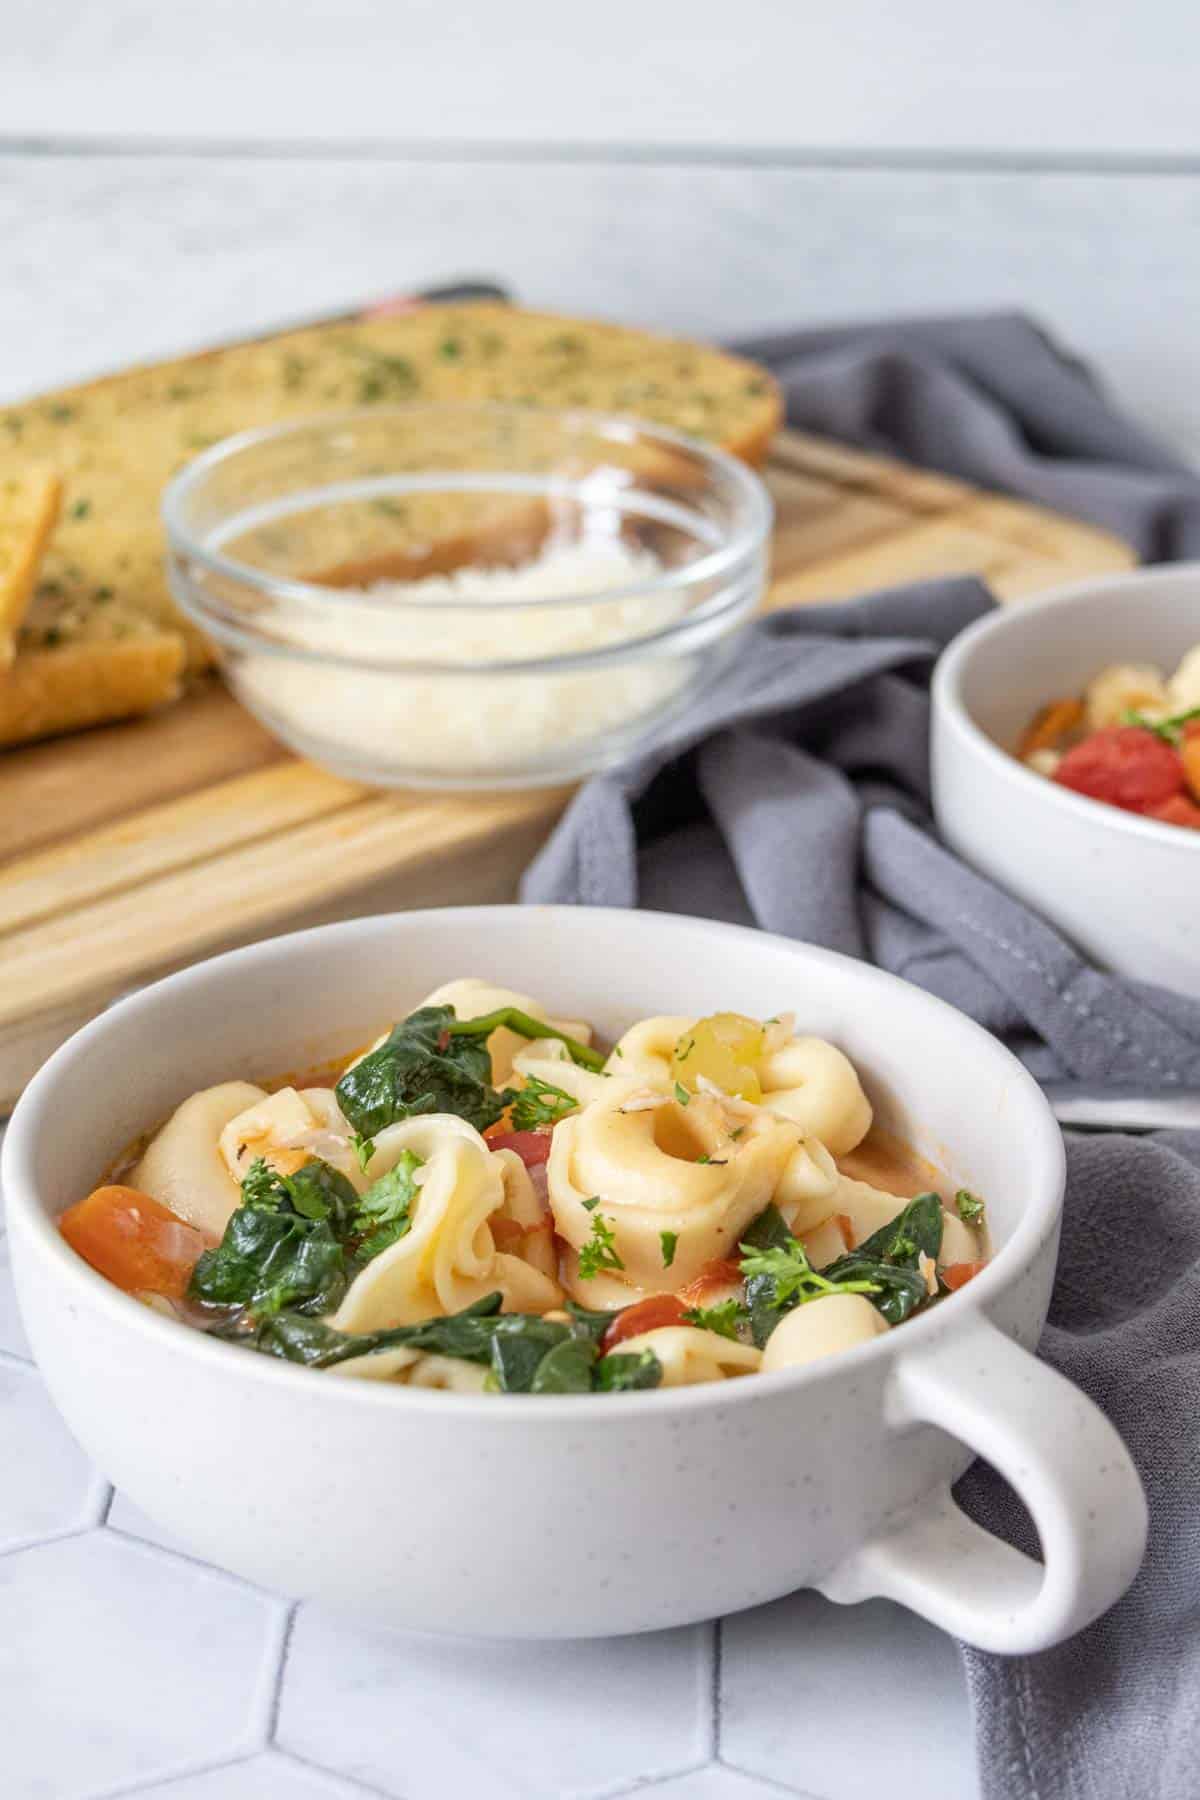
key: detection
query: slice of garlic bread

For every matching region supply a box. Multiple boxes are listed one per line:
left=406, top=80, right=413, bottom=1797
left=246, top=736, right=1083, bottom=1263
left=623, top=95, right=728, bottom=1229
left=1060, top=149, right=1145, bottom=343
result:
left=0, top=468, right=61, bottom=667
left=0, top=302, right=779, bottom=745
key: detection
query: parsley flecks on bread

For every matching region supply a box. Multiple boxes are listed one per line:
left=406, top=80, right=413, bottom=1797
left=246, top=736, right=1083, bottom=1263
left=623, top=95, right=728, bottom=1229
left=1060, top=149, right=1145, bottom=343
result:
left=2, top=303, right=780, bottom=677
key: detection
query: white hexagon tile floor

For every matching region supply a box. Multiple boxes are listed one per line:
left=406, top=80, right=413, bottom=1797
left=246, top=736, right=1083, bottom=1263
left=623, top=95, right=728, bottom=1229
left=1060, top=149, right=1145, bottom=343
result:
left=0, top=1215, right=981, bottom=1800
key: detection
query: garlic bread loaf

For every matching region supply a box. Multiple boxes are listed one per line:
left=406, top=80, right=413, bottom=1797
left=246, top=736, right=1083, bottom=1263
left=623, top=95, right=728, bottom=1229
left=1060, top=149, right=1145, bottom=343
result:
left=0, top=302, right=780, bottom=746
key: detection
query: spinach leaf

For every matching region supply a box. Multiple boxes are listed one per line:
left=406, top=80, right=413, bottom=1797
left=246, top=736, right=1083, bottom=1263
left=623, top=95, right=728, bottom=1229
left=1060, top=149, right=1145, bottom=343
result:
left=335, top=1006, right=510, bottom=1137
left=563, top=1300, right=619, bottom=1348
left=230, top=1313, right=371, bottom=1367
left=488, top=1317, right=574, bottom=1393
left=216, top=1289, right=664, bottom=1393
left=240, top=1292, right=508, bottom=1368
left=283, top=1160, right=361, bottom=1231
left=739, top=1204, right=793, bottom=1347
left=738, top=1198, right=940, bottom=1344
left=188, top=1154, right=361, bottom=1318
left=189, top=1206, right=347, bottom=1317
left=529, top=1337, right=597, bottom=1393
left=816, top=1256, right=928, bottom=1326
left=595, top=1349, right=663, bottom=1391
left=821, top=1192, right=945, bottom=1327
left=849, top=1192, right=944, bottom=1266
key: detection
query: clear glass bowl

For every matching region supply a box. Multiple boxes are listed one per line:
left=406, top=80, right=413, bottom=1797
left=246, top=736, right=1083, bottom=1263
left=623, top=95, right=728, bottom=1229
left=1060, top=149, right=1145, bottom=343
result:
left=161, top=405, right=772, bottom=788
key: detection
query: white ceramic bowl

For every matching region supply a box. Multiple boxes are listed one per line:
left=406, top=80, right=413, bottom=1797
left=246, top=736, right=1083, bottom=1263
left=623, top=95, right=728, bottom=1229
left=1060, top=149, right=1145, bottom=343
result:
left=932, top=565, right=1200, bottom=995
left=2, top=908, right=1146, bottom=1650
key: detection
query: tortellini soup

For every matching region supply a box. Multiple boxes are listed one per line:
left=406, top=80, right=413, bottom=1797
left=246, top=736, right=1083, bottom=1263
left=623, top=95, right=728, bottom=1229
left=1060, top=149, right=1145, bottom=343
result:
left=59, top=978, right=990, bottom=1395
left=1016, top=643, right=1200, bottom=830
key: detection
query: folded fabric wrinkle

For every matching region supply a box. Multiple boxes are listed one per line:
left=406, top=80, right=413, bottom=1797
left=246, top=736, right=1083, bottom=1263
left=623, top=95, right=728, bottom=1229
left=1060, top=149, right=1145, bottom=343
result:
left=523, top=568, right=1200, bottom=1800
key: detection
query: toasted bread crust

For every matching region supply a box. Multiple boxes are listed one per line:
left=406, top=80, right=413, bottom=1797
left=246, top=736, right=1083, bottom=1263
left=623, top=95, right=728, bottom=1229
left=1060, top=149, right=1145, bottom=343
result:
left=0, top=634, right=186, bottom=748
left=1, top=303, right=779, bottom=743
left=0, top=469, right=62, bottom=666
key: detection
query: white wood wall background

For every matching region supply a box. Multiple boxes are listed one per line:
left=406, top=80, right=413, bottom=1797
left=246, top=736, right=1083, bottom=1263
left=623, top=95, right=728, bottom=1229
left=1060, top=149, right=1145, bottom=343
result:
left=3, top=0, right=1199, bottom=454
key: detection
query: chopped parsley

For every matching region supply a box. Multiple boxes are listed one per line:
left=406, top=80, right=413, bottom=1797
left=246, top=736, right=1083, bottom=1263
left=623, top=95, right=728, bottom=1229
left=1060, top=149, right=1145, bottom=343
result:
left=1124, top=706, right=1200, bottom=746
left=510, top=1075, right=577, bottom=1133
left=581, top=1194, right=600, bottom=1212
left=674, top=1081, right=691, bottom=1107
left=683, top=1299, right=744, bottom=1340
left=69, top=497, right=91, bottom=520
left=350, top=347, right=419, bottom=404
left=659, top=1230, right=678, bottom=1268
left=738, top=1236, right=881, bottom=1309
left=353, top=1150, right=423, bottom=1260
left=577, top=1211, right=624, bottom=1279
left=351, top=1132, right=376, bottom=1173
left=955, top=1188, right=985, bottom=1225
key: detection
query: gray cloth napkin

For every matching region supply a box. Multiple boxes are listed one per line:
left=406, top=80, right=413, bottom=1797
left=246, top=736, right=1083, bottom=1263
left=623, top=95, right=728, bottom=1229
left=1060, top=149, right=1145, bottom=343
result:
left=521, top=575, right=1200, bottom=1800
left=734, top=311, right=1200, bottom=561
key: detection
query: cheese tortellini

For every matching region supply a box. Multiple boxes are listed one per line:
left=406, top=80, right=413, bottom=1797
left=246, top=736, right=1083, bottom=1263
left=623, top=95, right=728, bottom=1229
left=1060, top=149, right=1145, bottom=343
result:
left=419, top=979, right=591, bottom=1085
left=548, top=1084, right=804, bottom=1299
left=331, top=1347, right=491, bottom=1392
left=1084, top=661, right=1170, bottom=730
left=331, top=1116, right=561, bottom=1331
left=218, top=1085, right=365, bottom=1192
left=133, top=1081, right=268, bottom=1237
left=74, top=982, right=990, bottom=1400
left=604, top=1013, right=872, bottom=1156
left=618, top=1326, right=763, bottom=1386
left=760, top=1294, right=888, bottom=1372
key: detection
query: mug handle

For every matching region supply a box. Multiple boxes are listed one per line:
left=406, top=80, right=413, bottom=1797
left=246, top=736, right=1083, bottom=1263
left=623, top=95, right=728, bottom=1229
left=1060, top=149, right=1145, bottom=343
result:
left=817, top=1311, right=1148, bottom=1654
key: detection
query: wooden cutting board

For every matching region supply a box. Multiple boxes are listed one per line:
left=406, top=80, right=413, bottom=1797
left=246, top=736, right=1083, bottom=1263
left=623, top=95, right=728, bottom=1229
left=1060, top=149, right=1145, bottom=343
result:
left=0, top=427, right=1133, bottom=1111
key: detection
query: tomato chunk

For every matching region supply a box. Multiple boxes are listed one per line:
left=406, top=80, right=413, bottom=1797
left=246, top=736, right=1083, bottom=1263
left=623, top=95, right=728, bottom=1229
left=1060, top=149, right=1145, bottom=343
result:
left=942, top=1260, right=986, bottom=1292
left=602, top=1294, right=690, bottom=1352
left=59, top=1185, right=209, bottom=1299
left=1180, top=733, right=1200, bottom=804
left=1145, top=793, right=1200, bottom=830
left=485, top=1129, right=553, bottom=1168
left=1053, top=726, right=1184, bottom=814
left=677, top=1257, right=743, bottom=1308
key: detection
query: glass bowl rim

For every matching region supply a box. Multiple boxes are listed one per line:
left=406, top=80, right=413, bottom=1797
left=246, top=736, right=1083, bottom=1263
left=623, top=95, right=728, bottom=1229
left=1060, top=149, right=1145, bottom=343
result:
left=160, top=401, right=774, bottom=619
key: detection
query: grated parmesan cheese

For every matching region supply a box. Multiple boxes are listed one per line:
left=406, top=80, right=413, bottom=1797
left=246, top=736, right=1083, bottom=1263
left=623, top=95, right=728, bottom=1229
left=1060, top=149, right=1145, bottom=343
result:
left=231, top=538, right=693, bottom=780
